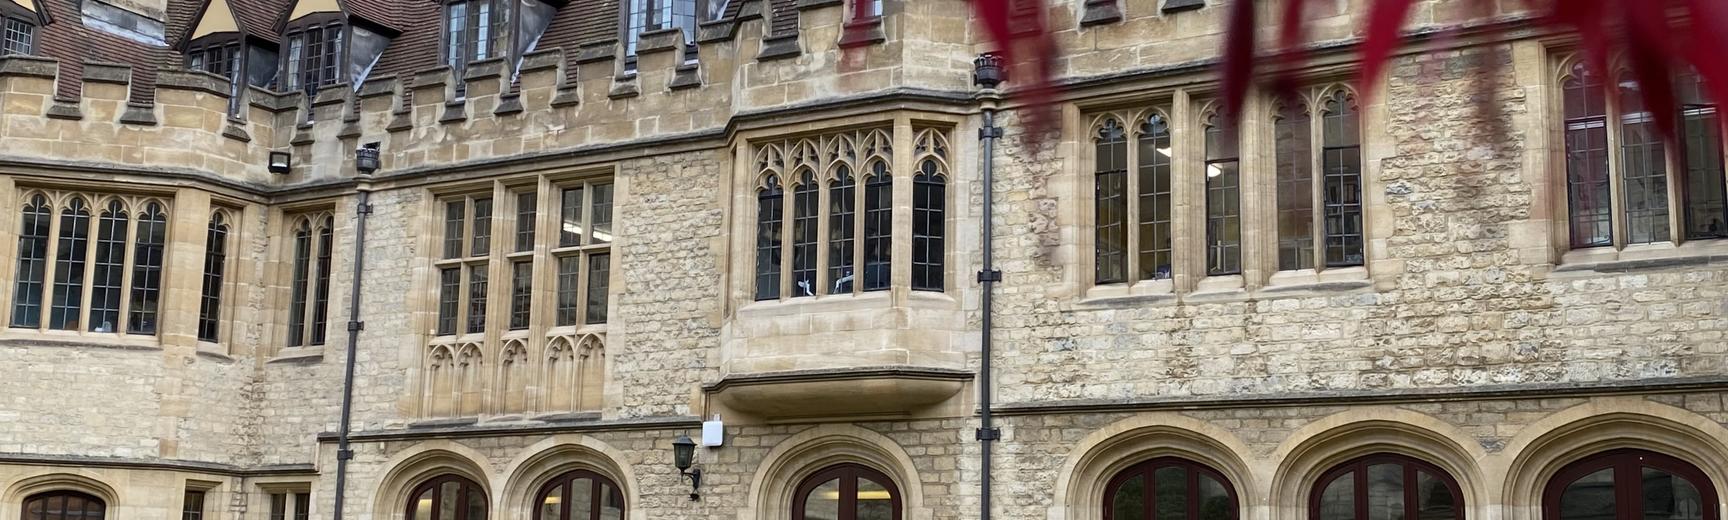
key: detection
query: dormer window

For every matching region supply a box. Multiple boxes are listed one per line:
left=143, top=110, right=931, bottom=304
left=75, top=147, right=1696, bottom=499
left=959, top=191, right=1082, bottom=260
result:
left=187, top=40, right=240, bottom=79
left=445, top=0, right=509, bottom=74
left=186, top=36, right=244, bottom=116
left=622, top=0, right=701, bottom=70
left=283, top=17, right=344, bottom=94
left=1, top=3, right=36, bottom=56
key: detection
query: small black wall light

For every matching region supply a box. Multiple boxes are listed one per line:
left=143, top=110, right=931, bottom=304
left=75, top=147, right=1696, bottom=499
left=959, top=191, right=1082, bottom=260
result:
left=672, top=434, right=702, bottom=501
left=268, top=151, right=292, bottom=174
left=355, top=143, right=381, bottom=175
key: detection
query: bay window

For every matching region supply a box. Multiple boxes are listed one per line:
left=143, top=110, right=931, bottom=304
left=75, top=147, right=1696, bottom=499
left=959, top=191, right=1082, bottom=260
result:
left=9, top=192, right=169, bottom=337
left=285, top=213, right=334, bottom=348
left=284, top=18, right=344, bottom=94
left=1561, top=58, right=1728, bottom=250
left=0, top=4, right=35, bottom=57
left=751, top=128, right=951, bottom=301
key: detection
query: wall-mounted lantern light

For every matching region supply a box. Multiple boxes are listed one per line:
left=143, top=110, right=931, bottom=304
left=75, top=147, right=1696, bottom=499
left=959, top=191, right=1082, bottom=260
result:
left=673, top=434, right=702, bottom=501
left=268, top=151, right=292, bottom=174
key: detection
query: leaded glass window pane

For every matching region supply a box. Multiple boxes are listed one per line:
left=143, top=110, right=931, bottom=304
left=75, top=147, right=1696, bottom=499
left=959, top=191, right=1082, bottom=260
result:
left=12, top=195, right=50, bottom=328
left=862, top=163, right=892, bottom=292
left=89, top=201, right=128, bottom=333
left=1276, top=102, right=1316, bottom=270
left=912, top=160, right=945, bottom=292
left=1565, top=63, right=1613, bottom=248
left=1204, top=117, right=1242, bottom=275
left=755, top=177, right=783, bottom=300
left=1322, top=92, right=1365, bottom=266
left=1095, top=119, right=1128, bottom=284
left=828, top=167, right=857, bottom=294
left=198, top=214, right=229, bottom=343
left=49, top=198, right=90, bottom=331
left=128, top=203, right=167, bottom=335
left=1138, top=115, right=1174, bottom=281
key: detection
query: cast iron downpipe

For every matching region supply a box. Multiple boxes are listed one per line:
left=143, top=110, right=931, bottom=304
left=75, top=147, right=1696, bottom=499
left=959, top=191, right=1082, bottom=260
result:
left=974, top=54, right=1004, bottom=520
left=332, top=190, right=373, bottom=520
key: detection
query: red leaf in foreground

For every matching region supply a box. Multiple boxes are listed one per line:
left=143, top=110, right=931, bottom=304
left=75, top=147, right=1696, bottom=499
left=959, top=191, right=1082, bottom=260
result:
left=839, top=0, right=878, bottom=73
left=1547, top=0, right=1610, bottom=86
left=974, top=0, right=1060, bottom=143
left=1685, top=0, right=1728, bottom=115
left=1622, top=0, right=1678, bottom=141
left=1271, top=0, right=1309, bottom=100
left=1468, top=0, right=1506, bottom=139
left=1356, top=0, right=1418, bottom=105
left=1220, top=0, right=1257, bottom=122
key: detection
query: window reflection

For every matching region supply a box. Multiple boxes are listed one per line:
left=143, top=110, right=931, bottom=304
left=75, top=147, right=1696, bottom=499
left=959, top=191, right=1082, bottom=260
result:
left=794, top=464, right=900, bottom=520
left=857, top=477, right=894, bottom=520
left=1105, top=458, right=1236, bottom=520
left=803, top=478, right=841, bottom=520
left=534, top=470, right=625, bottom=520
left=1549, top=450, right=1716, bottom=520
left=1312, top=455, right=1461, bottom=520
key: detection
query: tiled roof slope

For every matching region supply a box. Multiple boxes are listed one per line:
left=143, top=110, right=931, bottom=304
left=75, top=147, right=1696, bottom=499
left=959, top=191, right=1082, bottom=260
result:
left=168, top=0, right=291, bottom=46
left=166, top=0, right=200, bottom=45
left=38, top=0, right=195, bottom=103
left=768, top=0, right=795, bottom=35
left=715, top=0, right=798, bottom=36
left=342, top=0, right=401, bottom=32
left=29, top=0, right=814, bottom=104
left=231, top=0, right=296, bottom=42
left=537, top=0, right=615, bottom=81
left=367, top=0, right=438, bottom=83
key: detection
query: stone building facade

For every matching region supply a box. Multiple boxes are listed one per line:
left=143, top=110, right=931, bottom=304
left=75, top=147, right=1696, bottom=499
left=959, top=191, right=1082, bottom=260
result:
left=0, top=0, right=1725, bottom=519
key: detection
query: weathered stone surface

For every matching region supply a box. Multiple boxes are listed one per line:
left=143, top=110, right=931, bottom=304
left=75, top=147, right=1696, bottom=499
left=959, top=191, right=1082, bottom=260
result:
left=0, top=4, right=1724, bottom=520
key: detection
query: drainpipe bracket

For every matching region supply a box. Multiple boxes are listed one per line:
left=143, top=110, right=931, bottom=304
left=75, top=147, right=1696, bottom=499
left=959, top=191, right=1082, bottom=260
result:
left=357, top=203, right=374, bottom=215
left=977, top=269, right=1002, bottom=283
left=978, top=126, right=1003, bottom=139
left=975, top=427, right=1001, bottom=441
left=347, top=321, right=365, bottom=332
left=336, top=449, right=354, bottom=461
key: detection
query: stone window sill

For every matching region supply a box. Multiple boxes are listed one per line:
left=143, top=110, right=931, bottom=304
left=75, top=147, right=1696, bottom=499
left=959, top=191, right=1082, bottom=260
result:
left=1265, top=265, right=1369, bottom=288
left=0, top=331, right=161, bottom=351
left=742, top=289, right=895, bottom=317
left=1192, top=273, right=1245, bottom=296
left=545, top=324, right=609, bottom=337
left=429, top=332, right=486, bottom=345
left=195, top=348, right=237, bottom=363
left=1081, top=279, right=1176, bottom=305
left=1556, top=239, right=1728, bottom=275
left=908, top=289, right=959, bottom=307
left=267, top=347, right=325, bottom=365
left=196, top=341, right=233, bottom=359
left=837, top=16, right=886, bottom=47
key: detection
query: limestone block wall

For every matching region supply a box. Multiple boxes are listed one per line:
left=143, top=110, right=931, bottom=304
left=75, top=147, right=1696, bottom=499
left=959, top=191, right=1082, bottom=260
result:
left=326, top=419, right=977, bottom=520
left=307, top=146, right=729, bottom=439
left=0, top=177, right=269, bottom=467
left=0, top=346, right=166, bottom=458
left=992, top=393, right=1728, bottom=520
left=605, top=152, right=728, bottom=419
left=0, top=58, right=292, bottom=187
left=253, top=193, right=366, bottom=466
left=985, top=39, right=1728, bottom=406
left=1053, top=0, right=1540, bottom=80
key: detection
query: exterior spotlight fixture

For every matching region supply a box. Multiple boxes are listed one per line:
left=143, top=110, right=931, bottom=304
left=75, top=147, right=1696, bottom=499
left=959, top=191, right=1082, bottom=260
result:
left=974, top=53, right=1004, bottom=90
left=672, top=434, right=702, bottom=501
left=268, top=151, right=292, bottom=174
left=355, top=143, right=381, bottom=175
